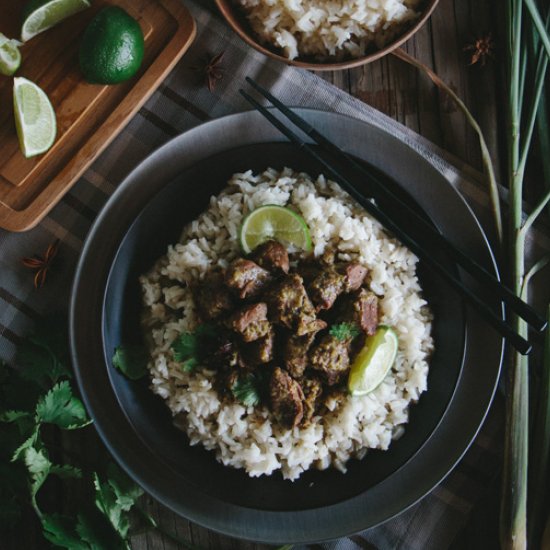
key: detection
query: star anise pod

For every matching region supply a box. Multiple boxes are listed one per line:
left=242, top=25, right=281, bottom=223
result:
left=21, top=239, right=60, bottom=289
left=464, top=33, right=495, bottom=66
left=192, top=51, right=225, bottom=92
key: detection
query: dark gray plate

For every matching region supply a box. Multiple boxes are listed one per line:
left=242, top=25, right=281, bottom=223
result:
left=70, top=109, right=504, bottom=544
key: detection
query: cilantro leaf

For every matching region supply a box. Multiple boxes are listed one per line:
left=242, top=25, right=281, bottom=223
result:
left=41, top=514, right=90, bottom=550
left=76, top=511, right=129, bottom=550
left=0, top=410, right=32, bottom=423
left=172, top=332, right=198, bottom=363
left=24, top=446, right=51, bottom=501
left=231, top=374, right=261, bottom=407
left=112, top=345, right=148, bottom=380
left=171, top=324, right=219, bottom=373
left=93, top=463, right=143, bottom=540
left=12, top=426, right=39, bottom=462
left=16, top=317, right=71, bottom=387
left=329, top=322, right=361, bottom=341
left=35, top=381, right=91, bottom=430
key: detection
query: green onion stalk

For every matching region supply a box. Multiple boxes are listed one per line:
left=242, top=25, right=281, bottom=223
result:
left=394, top=1, right=550, bottom=547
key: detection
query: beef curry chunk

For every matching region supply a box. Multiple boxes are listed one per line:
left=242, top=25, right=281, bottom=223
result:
left=301, top=377, right=323, bottom=426
left=307, top=267, right=345, bottom=311
left=282, top=331, right=318, bottom=378
left=229, top=302, right=271, bottom=342
left=339, top=263, right=368, bottom=292
left=250, top=240, right=289, bottom=274
left=270, top=367, right=304, bottom=428
left=244, top=329, right=275, bottom=364
left=265, top=273, right=323, bottom=335
left=224, top=258, right=272, bottom=299
left=194, top=274, right=233, bottom=321
left=309, top=334, right=350, bottom=386
left=339, top=288, right=379, bottom=335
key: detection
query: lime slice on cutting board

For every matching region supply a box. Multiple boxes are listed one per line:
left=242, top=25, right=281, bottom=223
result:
left=21, top=0, right=90, bottom=42
left=348, top=326, right=398, bottom=396
left=239, top=205, right=312, bottom=254
left=0, top=34, right=22, bottom=76
left=13, top=77, right=57, bottom=158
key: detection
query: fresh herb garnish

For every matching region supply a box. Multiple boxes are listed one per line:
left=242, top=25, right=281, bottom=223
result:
left=329, top=322, right=361, bottom=341
left=171, top=324, right=219, bottom=373
left=0, top=320, right=203, bottom=549
left=231, top=373, right=261, bottom=407
left=112, top=345, right=148, bottom=380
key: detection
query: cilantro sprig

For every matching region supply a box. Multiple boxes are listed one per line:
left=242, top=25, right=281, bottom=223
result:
left=171, top=324, right=219, bottom=372
left=231, top=374, right=261, bottom=407
left=329, top=322, right=361, bottom=341
left=0, top=318, right=204, bottom=550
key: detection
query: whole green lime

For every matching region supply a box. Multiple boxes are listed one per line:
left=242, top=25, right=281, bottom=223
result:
left=79, top=6, right=144, bottom=84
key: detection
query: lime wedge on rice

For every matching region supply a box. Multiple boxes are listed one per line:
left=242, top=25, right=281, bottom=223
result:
left=13, top=77, right=57, bottom=158
left=348, top=326, right=398, bottom=396
left=239, top=205, right=312, bottom=254
left=0, top=34, right=22, bottom=76
left=21, top=0, right=90, bottom=42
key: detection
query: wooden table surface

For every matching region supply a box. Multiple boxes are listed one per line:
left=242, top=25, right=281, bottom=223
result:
left=132, top=1, right=502, bottom=548
left=6, top=1, right=503, bottom=548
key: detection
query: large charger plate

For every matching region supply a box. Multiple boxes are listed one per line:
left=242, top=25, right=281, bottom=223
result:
left=70, top=109, right=504, bottom=544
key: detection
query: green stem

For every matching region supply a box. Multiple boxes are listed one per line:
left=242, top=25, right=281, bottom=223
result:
left=501, top=3, right=528, bottom=549
left=519, top=9, right=550, bottom=173
left=519, top=188, right=550, bottom=238
left=524, top=0, right=550, bottom=58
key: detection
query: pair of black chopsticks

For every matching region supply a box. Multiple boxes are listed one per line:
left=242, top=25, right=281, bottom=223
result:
left=239, top=77, right=547, bottom=356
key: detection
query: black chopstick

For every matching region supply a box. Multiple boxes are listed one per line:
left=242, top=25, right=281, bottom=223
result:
left=244, top=76, right=547, bottom=335
left=239, top=86, right=533, bottom=356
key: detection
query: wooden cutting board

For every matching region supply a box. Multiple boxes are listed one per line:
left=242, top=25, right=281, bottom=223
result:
left=0, top=0, right=196, bottom=232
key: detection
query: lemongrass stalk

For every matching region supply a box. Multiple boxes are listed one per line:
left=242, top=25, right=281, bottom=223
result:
left=501, top=1, right=529, bottom=549
left=529, top=304, right=550, bottom=546
left=518, top=9, right=550, bottom=173
left=391, top=48, right=503, bottom=244
left=524, top=0, right=550, bottom=58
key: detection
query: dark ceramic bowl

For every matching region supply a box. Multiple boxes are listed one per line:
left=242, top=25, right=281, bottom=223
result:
left=215, top=0, right=440, bottom=71
left=70, top=109, right=503, bottom=544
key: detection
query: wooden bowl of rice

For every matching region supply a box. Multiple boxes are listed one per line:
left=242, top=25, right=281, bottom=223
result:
left=215, top=0, right=439, bottom=71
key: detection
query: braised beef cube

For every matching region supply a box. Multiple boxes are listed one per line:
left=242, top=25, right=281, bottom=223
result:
left=250, top=240, right=289, bottom=274
left=229, top=302, right=270, bottom=342
left=265, top=274, right=320, bottom=335
left=340, top=288, right=379, bottom=336
left=224, top=258, right=272, bottom=299
left=309, top=334, right=350, bottom=386
left=270, top=367, right=304, bottom=428
left=339, top=262, right=368, bottom=292
left=194, top=274, right=233, bottom=320
left=301, top=377, right=323, bottom=427
left=282, top=332, right=316, bottom=378
left=307, top=267, right=345, bottom=311
left=245, top=329, right=275, bottom=364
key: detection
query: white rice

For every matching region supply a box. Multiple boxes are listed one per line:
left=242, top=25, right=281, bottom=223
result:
left=140, top=168, right=433, bottom=481
left=234, top=0, right=423, bottom=60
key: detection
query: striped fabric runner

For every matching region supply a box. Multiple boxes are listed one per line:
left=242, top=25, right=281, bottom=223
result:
left=2, top=1, right=546, bottom=548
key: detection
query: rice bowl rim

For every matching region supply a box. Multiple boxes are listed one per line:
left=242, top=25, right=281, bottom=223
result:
left=69, top=108, right=504, bottom=543
left=214, top=0, right=440, bottom=71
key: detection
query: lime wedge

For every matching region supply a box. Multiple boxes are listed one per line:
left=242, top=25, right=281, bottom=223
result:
left=0, top=34, right=22, bottom=76
left=348, top=326, right=398, bottom=396
left=21, top=0, right=90, bottom=42
left=239, top=205, right=312, bottom=254
left=13, top=77, right=57, bottom=158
